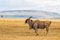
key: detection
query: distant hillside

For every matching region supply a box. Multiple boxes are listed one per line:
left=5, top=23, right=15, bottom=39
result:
left=0, top=10, right=38, bottom=13
left=0, top=10, right=60, bottom=19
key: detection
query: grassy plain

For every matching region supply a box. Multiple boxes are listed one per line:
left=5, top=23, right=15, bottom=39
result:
left=0, top=18, right=60, bottom=40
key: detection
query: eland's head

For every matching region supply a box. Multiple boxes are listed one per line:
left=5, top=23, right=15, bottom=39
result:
left=25, top=16, right=33, bottom=24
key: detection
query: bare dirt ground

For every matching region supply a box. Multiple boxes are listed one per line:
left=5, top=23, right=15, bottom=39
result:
left=0, top=18, right=60, bottom=40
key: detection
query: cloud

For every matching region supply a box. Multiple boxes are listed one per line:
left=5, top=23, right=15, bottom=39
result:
left=0, top=0, right=60, bottom=13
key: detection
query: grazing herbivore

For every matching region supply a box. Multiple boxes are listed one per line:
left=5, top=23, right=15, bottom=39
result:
left=25, top=17, right=51, bottom=36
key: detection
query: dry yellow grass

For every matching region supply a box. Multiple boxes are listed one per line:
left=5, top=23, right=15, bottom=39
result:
left=0, top=18, right=60, bottom=40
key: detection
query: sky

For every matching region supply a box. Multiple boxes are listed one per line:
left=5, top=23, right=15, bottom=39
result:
left=0, top=0, right=60, bottom=13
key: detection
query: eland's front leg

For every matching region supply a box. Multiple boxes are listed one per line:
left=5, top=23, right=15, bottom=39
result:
left=34, top=23, right=39, bottom=36
left=35, top=29, right=39, bottom=36
left=46, top=26, right=49, bottom=35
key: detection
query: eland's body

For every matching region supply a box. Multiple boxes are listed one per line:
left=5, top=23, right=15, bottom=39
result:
left=25, top=17, right=51, bottom=36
